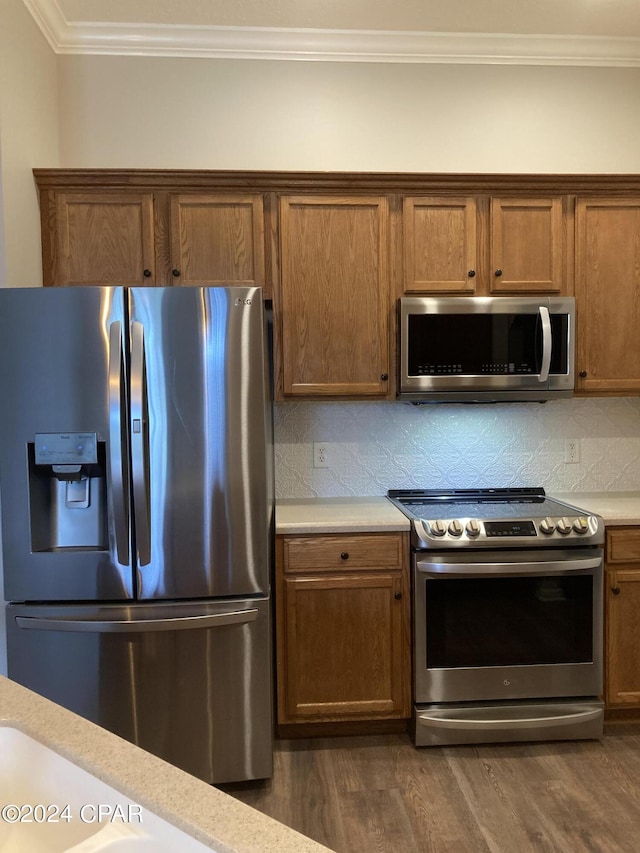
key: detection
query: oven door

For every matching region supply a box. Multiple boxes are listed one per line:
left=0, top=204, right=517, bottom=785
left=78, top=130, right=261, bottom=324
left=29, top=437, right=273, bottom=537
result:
left=414, top=548, right=603, bottom=704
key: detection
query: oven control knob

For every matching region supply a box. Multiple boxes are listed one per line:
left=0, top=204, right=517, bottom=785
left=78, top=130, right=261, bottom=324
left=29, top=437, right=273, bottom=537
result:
left=573, top=517, right=590, bottom=534
left=556, top=517, right=572, bottom=534
left=448, top=519, right=463, bottom=536
left=539, top=517, right=556, bottom=534
left=465, top=519, right=481, bottom=537
left=429, top=520, right=447, bottom=537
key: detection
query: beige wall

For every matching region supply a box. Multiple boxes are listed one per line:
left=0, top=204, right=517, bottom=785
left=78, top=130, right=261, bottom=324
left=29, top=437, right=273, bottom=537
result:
left=0, top=0, right=59, bottom=676
left=59, top=56, right=640, bottom=172
left=0, top=0, right=59, bottom=288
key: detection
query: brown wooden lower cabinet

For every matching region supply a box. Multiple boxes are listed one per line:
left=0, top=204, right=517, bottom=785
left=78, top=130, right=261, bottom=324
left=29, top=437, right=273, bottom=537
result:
left=275, top=532, right=411, bottom=728
left=605, top=527, right=640, bottom=706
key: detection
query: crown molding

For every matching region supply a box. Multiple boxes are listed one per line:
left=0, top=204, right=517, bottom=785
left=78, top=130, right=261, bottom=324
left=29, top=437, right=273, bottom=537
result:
left=22, top=0, right=640, bottom=66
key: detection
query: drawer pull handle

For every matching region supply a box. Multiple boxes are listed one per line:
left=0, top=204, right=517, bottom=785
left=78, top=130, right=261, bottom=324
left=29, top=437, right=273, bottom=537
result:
left=340, top=552, right=349, bottom=560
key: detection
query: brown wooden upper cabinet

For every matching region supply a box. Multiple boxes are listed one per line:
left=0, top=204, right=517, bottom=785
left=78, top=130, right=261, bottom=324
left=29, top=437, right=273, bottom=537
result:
left=169, top=194, right=265, bottom=288
left=490, top=197, right=565, bottom=293
left=403, top=195, right=566, bottom=295
left=575, top=199, right=640, bottom=395
left=52, top=192, right=156, bottom=286
left=277, top=195, right=391, bottom=398
left=403, top=197, right=478, bottom=293
left=40, top=185, right=267, bottom=293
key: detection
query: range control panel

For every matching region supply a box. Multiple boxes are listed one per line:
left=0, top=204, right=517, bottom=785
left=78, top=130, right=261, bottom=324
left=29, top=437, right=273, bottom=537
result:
left=412, top=514, right=601, bottom=549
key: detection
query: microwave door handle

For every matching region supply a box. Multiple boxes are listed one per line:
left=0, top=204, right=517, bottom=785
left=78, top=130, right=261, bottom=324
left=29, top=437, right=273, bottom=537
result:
left=130, top=321, right=151, bottom=567
left=108, top=321, right=129, bottom=565
left=538, top=305, right=552, bottom=383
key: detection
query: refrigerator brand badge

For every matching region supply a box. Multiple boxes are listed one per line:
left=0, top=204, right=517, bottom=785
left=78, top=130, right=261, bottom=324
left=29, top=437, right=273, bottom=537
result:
left=234, top=297, right=252, bottom=306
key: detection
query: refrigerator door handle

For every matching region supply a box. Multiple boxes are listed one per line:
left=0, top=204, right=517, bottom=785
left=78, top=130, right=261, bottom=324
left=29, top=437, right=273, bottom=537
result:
left=15, top=609, right=259, bottom=633
left=108, top=321, right=129, bottom=565
left=130, top=320, right=151, bottom=566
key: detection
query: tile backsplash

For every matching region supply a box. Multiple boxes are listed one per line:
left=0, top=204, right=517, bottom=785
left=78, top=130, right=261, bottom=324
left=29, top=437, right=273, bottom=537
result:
left=274, top=398, right=640, bottom=498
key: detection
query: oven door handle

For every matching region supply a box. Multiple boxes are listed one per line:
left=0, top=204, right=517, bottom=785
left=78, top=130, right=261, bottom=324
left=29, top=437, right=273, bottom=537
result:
left=416, top=707, right=602, bottom=731
left=417, top=556, right=602, bottom=577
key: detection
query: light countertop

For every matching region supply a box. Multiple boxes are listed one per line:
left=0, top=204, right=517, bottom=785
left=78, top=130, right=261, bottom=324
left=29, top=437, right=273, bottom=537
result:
left=0, top=675, right=331, bottom=853
left=552, top=492, right=640, bottom=526
left=276, top=493, right=640, bottom=534
left=276, top=496, right=410, bottom=535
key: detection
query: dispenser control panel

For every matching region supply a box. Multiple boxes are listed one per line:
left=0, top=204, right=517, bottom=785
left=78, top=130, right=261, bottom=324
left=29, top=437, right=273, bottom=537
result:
left=34, top=433, right=98, bottom=466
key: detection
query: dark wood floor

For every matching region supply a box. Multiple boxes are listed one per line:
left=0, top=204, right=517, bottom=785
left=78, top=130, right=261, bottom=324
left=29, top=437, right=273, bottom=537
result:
left=224, top=725, right=640, bottom=852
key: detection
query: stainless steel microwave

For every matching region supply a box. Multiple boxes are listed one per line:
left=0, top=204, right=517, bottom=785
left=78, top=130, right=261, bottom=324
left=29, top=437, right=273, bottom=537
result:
left=398, top=296, right=575, bottom=402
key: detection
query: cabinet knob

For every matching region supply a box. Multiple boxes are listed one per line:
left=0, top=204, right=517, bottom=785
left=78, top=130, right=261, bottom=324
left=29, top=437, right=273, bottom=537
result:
left=579, top=370, right=587, bottom=378
left=394, top=591, right=403, bottom=600
left=467, top=270, right=476, bottom=278
left=612, top=587, right=621, bottom=595
left=143, top=269, right=152, bottom=278
left=380, top=373, right=388, bottom=381
left=172, top=269, right=181, bottom=277
left=340, top=552, right=349, bottom=560
left=494, top=269, right=503, bottom=277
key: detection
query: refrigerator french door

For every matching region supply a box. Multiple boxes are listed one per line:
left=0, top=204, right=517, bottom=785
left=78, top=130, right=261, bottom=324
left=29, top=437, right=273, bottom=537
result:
left=0, top=286, right=273, bottom=784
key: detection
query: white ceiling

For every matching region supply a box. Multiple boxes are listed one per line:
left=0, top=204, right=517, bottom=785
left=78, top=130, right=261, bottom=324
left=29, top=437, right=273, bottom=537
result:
left=22, top=0, right=640, bottom=65
left=53, top=0, right=640, bottom=38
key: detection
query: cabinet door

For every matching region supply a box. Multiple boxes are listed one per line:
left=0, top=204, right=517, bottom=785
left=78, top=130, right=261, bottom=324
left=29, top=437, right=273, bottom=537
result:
left=169, top=194, right=265, bottom=290
left=575, top=199, right=640, bottom=394
left=279, top=573, right=409, bottom=723
left=54, top=193, right=155, bottom=286
left=605, top=528, right=640, bottom=705
left=278, top=196, right=390, bottom=397
left=606, top=568, right=640, bottom=704
left=490, top=197, right=565, bottom=293
left=403, top=197, right=479, bottom=293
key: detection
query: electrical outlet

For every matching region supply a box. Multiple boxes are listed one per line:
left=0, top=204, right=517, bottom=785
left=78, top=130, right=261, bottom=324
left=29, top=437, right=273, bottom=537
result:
left=313, top=442, right=330, bottom=468
left=564, top=439, right=581, bottom=464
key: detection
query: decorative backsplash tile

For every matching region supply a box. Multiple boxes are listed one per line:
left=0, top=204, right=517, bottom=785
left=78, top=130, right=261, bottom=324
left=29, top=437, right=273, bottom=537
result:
left=274, top=398, right=640, bottom=498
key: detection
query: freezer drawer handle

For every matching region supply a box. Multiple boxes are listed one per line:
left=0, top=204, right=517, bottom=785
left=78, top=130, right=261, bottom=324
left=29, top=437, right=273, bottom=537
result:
left=416, top=707, right=602, bottom=731
left=15, top=609, right=259, bottom=634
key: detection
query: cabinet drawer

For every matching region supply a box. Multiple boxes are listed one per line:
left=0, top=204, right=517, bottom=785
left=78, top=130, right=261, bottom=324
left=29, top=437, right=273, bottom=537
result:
left=607, top=528, right=640, bottom=564
left=283, top=534, right=403, bottom=573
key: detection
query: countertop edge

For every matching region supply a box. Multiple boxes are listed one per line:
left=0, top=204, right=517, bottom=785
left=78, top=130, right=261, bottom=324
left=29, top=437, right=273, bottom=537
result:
left=0, top=675, right=331, bottom=853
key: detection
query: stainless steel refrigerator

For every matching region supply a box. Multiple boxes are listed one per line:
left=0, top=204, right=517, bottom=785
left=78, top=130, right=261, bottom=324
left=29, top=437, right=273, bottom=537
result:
left=0, top=285, right=273, bottom=784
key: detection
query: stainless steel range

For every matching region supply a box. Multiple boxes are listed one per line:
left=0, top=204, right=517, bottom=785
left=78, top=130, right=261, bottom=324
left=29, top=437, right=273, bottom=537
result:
left=387, top=488, right=605, bottom=747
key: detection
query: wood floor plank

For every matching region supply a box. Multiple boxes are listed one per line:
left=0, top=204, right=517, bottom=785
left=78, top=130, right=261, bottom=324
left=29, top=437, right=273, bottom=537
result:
left=225, top=727, right=640, bottom=852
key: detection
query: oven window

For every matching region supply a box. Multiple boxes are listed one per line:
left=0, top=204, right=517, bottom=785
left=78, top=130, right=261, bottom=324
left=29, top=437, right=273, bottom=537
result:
left=407, top=313, right=569, bottom=376
left=425, top=575, right=593, bottom=668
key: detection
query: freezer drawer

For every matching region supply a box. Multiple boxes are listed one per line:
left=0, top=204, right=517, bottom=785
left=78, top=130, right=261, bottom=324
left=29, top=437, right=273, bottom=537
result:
left=7, top=598, right=273, bottom=784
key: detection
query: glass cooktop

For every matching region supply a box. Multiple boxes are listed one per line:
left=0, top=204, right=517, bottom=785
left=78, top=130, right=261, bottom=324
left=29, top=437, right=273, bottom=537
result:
left=387, top=488, right=604, bottom=549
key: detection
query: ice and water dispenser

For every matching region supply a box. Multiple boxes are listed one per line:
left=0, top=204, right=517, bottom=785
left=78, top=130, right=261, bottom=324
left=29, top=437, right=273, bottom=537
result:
left=28, top=432, right=107, bottom=551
